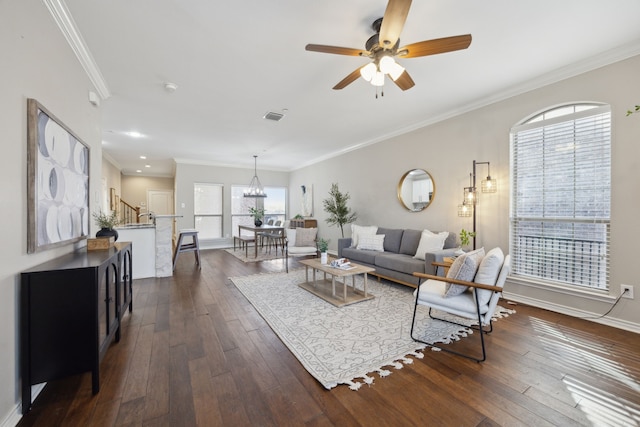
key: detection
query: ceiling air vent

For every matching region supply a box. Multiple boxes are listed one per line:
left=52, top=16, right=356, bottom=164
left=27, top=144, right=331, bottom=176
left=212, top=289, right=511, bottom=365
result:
left=263, top=111, right=285, bottom=122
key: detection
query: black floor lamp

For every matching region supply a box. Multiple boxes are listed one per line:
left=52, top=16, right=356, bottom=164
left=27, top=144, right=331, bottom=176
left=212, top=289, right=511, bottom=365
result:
left=457, top=160, right=497, bottom=250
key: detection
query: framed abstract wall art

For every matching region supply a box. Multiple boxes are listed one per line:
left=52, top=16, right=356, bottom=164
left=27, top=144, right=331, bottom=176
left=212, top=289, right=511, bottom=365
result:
left=27, top=98, right=90, bottom=253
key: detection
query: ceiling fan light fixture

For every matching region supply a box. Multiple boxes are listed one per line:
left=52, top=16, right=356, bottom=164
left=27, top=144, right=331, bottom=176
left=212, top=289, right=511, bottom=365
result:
left=378, top=55, right=404, bottom=81
left=387, top=62, right=405, bottom=81
left=360, top=63, right=376, bottom=82
left=378, top=55, right=395, bottom=73
left=371, top=71, right=385, bottom=86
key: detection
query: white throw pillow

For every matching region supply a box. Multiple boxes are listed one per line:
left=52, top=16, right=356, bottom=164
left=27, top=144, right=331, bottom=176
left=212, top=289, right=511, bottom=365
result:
left=445, top=248, right=485, bottom=297
left=295, top=227, right=317, bottom=247
left=357, top=234, right=385, bottom=251
left=413, top=230, right=449, bottom=260
left=350, top=224, right=378, bottom=248
left=474, top=247, right=505, bottom=305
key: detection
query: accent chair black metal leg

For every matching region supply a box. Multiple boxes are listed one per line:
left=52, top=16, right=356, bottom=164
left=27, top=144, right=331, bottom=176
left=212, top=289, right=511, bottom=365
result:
left=410, top=281, right=489, bottom=362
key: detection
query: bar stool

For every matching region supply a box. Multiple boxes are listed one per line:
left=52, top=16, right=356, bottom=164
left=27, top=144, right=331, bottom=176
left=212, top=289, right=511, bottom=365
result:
left=173, top=229, right=201, bottom=270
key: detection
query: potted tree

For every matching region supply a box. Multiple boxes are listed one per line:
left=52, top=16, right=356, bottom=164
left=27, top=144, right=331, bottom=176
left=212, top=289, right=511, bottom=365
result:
left=249, top=207, right=265, bottom=226
left=317, top=238, right=329, bottom=264
left=93, top=210, right=120, bottom=241
left=322, top=183, right=357, bottom=237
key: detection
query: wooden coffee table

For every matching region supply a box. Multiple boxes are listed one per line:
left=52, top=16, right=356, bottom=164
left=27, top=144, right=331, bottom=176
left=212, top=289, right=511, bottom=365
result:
left=298, top=258, right=375, bottom=307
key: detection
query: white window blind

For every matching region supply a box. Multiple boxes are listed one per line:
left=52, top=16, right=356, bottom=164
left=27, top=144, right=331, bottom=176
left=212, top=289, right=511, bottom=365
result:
left=194, top=183, right=223, bottom=239
left=510, top=104, right=611, bottom=290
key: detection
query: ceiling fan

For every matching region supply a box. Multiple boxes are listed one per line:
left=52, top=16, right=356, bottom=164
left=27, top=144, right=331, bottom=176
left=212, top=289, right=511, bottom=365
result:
left=305, top=0, right=471, bottom=92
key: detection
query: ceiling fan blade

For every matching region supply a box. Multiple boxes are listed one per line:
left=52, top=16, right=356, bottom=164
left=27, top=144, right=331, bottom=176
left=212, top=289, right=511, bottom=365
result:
left=333, top=67, right=363, bottom=90
left=397, top=34, right=472, bottom=58
left=305, top=44, right=368, bottom=57
left=379, top=0, right=412, bottom=50
left=392, top=69, right=415, bottom=91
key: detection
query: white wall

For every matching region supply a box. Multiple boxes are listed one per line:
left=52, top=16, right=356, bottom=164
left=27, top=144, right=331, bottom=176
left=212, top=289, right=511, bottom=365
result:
left=290, top=55, right=640, bottom=331
left=0, top=0, right=103, bottom=424
left=174, top=162, right=289, bottom=242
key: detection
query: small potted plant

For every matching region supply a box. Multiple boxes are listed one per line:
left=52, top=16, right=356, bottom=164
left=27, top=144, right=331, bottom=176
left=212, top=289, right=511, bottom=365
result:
left=93, top=210, right=120, bottom=241
left=459, top=228, right=476, bottom=250
left=317, top=238, right=329, bottom=264
left=249, top=207, right=265, bottom=226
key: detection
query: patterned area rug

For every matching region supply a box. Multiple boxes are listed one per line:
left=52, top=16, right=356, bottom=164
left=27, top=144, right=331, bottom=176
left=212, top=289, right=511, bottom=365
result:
left=229, top=269, right=514, bottom=390
left=225, top=247, right=284, bottom=263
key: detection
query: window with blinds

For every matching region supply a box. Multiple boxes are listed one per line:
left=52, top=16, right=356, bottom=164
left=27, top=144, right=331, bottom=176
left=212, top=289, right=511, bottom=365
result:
left=194, top=183, right=223, bottom=239
left=510, top=104, right=611, bottom=290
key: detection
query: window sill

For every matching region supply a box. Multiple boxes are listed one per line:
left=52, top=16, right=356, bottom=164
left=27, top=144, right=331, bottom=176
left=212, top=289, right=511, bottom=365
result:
left=506, top=275, right=615, bottom=304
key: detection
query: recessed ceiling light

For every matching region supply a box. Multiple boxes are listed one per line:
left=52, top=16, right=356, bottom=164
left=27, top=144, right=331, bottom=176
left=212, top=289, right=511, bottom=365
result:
left=145, top=164, right=151, bottom=168
left=126, top=131, right=144, bottom=138
left=136, top=169, right=142, bottom=173
left=140, top=155, right=147, bottom=159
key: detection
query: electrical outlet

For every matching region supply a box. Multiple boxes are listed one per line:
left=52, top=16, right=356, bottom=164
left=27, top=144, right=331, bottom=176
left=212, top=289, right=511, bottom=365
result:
left=620, top=284, right=634, bottom=299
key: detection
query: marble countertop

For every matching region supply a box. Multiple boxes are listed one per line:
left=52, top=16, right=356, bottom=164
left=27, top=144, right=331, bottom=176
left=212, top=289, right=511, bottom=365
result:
left=116, top=224, right=155, bottom=229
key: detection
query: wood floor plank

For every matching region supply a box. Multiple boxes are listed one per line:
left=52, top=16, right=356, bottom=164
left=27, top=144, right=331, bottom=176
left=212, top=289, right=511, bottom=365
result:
left=121, top=323, right=155, bottom=403
left=17, top=249, right=640, bottom=427
left=211, top=371, right=252, bottom=426
left=189, top=356, right=224, bottom=426
left=143, top=329, right=170, bottom=421
left=168, top=344, right=197, bottom=425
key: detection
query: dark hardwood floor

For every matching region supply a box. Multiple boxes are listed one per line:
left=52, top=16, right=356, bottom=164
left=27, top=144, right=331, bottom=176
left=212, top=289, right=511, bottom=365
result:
left=18, top=249, right=640, bottom=426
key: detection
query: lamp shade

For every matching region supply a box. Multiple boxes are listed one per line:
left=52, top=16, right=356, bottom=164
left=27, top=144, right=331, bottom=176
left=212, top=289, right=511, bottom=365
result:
left=371, top=71, right=385, bottom=87
left=481, top=176, right=497, bottom=193
left=464, top=187, right=477, bottom=205
left=458, top=202, right=472, bottom=217
left=360, top=63, right=376, bottom=82
left=379, top=56, right=405, bottom=81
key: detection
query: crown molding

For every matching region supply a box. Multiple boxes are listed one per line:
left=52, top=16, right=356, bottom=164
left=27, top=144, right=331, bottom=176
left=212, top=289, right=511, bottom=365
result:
left=43, top=0, right=110, bottom=99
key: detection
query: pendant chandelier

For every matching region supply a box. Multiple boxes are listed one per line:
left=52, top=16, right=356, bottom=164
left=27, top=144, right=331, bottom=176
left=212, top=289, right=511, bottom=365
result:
left=244, top=155, right=267, bottom=198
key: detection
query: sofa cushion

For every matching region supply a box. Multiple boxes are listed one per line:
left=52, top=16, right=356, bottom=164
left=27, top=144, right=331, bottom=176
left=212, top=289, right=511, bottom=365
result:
left=474, top=247, right=505, bottom=305
left=350, top=224, right=378, bottom=248
left=399, top=229, right=422, bottom=255
left=341, top=246, right=377, bottom=265
left=443, top=232, right=457, bottom=249
left=357, top=234, right=385, bottom=251
left=445, top=248, right=484, bottom=297
left=414, top=230, right=449, bottom=260
left=375, top=253, right=425, bottom=275
left=295, top=227, right=317, bottom=247
left=377, top=227, right=404, bottom=253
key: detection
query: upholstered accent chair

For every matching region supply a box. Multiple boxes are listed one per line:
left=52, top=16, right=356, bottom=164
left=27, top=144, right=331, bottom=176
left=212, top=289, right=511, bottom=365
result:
left=411, top=248, right=511, bottom=362
left=284, top=227, right=318, bottom=273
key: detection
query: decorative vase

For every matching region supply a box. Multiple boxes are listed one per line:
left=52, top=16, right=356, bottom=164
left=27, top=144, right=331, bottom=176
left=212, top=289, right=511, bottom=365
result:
left=254, top=218, right=263, bottom=227
left=320, top=252, right=328, bottom=265
left=96, top=227, right=118, bottom=241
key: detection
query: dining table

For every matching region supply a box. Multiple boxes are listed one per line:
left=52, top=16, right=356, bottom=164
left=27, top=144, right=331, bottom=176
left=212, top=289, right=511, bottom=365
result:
left=238, top=224, right=285, bottom=258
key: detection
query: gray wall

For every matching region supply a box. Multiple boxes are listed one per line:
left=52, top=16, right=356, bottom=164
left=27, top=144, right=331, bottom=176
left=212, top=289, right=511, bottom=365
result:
left=291, top=54, right=640, bottom=332
left=1, top=0, right=103, bottom=423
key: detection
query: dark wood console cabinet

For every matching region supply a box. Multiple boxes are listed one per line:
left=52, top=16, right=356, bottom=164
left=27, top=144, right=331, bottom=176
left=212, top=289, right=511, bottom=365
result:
left=20, top=242, right=133, bottom=414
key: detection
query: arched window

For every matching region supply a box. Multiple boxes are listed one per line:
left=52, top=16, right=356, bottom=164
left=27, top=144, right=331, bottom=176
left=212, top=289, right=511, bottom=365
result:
left=510, top=103, right=611, bottom=290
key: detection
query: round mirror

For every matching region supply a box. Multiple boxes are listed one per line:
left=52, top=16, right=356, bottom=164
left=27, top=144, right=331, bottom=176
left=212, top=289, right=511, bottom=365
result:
left=397, top=169, right=435, bottom=212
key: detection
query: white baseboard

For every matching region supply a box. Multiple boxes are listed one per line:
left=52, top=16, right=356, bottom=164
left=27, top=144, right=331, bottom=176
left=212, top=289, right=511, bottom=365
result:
left=502, top=291, right=640, bottom=333
left=1, top=383, right=45, bottom=427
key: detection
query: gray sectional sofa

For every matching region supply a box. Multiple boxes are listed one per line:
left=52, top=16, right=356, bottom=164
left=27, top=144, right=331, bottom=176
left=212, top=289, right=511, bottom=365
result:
left=337, top=227, right=458, bottom=288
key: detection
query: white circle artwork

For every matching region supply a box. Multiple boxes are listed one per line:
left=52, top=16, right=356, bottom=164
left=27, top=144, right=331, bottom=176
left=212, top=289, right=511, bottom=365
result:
left=35, top=109, right=89, bottom=247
